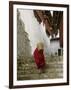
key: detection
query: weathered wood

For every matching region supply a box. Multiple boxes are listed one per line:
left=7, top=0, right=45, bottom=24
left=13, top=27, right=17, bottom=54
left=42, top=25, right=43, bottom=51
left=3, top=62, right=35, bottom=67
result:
left=59, top=16, right=63, bottom=47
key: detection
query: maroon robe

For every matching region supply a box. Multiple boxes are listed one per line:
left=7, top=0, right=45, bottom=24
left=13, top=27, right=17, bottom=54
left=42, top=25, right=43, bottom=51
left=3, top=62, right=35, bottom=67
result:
left=33, top=48, right=45, bottom=69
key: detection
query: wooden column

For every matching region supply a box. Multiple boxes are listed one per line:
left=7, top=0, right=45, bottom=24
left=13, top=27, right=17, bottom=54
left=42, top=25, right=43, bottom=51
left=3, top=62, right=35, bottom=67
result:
left=59, top=16, right=63, bottom=48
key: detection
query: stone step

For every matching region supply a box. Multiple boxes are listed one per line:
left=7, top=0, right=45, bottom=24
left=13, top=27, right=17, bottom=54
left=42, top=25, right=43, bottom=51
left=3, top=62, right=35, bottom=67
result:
left=17, top=63, right=63, bottom=71
left=17, top=72, right=63, bottom=80
left=17, top=56, right=63, bottom=60
left=17, top=60, right=63, bottom=64
left=17, top=65, right=63, bottom=72
left=17, top=56, right=63, bottom=64
left=17, top=69, right=63, bottom=75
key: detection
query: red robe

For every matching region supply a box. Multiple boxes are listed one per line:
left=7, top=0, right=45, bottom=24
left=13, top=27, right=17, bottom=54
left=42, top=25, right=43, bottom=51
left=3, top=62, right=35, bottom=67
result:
left=33, top=48, right=45, bottom=69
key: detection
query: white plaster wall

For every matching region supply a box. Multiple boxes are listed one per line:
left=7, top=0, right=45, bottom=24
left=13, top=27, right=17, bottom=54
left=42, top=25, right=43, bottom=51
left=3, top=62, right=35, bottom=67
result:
left=49, top=40, right=60, bottom=55
left=19, top=9, right=50, bottom=54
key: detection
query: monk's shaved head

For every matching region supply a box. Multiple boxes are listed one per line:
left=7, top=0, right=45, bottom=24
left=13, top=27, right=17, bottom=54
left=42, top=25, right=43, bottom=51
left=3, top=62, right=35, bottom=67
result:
left=37, top=42, right=44, bottom=50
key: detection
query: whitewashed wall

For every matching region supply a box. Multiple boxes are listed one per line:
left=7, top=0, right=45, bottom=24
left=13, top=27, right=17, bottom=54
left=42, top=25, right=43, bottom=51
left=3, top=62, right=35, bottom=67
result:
left=19, top=9, right=50, bottom=54
left=49, top=40, right=60, bottom=55
left=18, top=9, right=61, bottom=56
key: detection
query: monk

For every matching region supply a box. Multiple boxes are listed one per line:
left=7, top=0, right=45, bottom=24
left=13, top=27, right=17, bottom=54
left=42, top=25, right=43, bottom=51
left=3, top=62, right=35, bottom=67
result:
left=33, top=42, right=46, bottom=73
